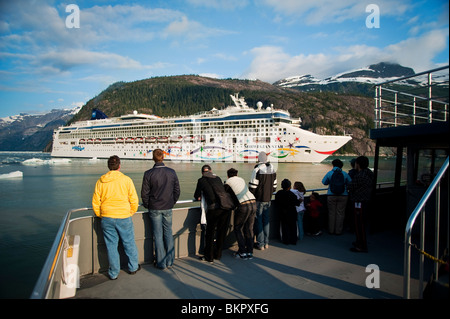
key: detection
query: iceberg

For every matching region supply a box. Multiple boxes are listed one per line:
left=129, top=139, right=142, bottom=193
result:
left=0, top=171, right=23, bottom=179
left=21, top=158, right=72, bottom=165
left=22, top=158, right=45, bottom=165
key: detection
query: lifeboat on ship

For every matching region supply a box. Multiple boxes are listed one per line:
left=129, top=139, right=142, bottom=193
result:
left=145, top=136, right=156, bottom=143
left=125, top=137, right=135, bottom=143
left=170, top=135, right=183, bottom=143
left=157, top=136, right=169, bottom=143
left=194, top=135, right=206, bottom=143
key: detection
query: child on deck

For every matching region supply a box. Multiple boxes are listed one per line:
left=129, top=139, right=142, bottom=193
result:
left=291, top=181, right=306, bottom=241
left=306, top=192, right=323, bottom=236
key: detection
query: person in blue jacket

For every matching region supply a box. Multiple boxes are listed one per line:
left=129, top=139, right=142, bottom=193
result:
left=322, top=159, right=352, bottom=235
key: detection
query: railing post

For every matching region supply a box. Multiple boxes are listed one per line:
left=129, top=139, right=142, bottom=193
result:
left=394, top=92, right=398, bottom=127
left=404, top=229, right=411, bottom=299
left=374, top=87, right=378, bottom=128
left=434, top=182, right=441, bottom=280
left=428, top=72, right=432, bottom=123
left=419, top=209, right=425, bottom=298
left=377, top=86, right=382, bottom=128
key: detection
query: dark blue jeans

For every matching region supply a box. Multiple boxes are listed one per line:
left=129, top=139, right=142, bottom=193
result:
left=254, top=201, right=271, bottom=248
left=149, top=209, right=174, bottom=269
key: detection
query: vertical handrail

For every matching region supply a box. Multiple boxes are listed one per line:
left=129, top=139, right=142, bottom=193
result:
left=403, top=156, right=449, bottom=299
left=434, top=182, right=441, bottom=278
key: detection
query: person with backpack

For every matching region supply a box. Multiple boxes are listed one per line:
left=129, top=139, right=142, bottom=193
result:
left=194, top=165, right=233, bottom=263
left=322, top=159, right=352, bottom=235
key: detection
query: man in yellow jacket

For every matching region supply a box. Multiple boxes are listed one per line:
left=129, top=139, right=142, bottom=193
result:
left=92, top=155, right=140, bottom=280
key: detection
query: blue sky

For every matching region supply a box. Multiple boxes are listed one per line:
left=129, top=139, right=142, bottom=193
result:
left=0, top=0, right=448, bottom=118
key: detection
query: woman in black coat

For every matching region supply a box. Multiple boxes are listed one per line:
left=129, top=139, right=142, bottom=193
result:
left=275, top=179, right=300, bottom=245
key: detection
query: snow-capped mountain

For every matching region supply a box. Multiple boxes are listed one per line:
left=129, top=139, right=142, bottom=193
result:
left=273, top=62, right=439, bottom=94
left=0, top=106, right=81, bottom=151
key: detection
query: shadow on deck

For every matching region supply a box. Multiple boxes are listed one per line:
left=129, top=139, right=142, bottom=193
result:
left=74, top=229, right=419, bottom=300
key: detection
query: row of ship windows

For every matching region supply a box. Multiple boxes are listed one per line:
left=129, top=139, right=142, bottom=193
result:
left=61, top=128, right=289, bottom=139
left=70, top=122, right=274, bottom=133
left=64, top=138, right=339, bottom=147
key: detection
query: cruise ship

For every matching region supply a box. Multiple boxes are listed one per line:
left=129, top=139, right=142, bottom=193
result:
left=51, top=94, right=351, bottom=163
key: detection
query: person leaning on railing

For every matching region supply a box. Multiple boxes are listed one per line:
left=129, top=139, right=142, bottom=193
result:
left=92, top=155, right=141, bottom=280
left=141, top=149, right=180, bottom=270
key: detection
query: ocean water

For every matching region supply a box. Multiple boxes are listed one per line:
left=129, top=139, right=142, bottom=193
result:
left=0, top=151, right=398, bottom=298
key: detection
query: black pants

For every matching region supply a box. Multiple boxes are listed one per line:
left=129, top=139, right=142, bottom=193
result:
left=234, top=200, right=256, bottom=254
left=280, top=216, right=297, bottom=245
left=204, top=208, right=230, bottom=261
left=308, top=216, right=321, bottom=234
left=353, top=201, right=369, bottom=251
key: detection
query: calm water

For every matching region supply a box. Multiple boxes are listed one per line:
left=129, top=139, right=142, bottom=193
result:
left=0, top=152, right=399, bottom=298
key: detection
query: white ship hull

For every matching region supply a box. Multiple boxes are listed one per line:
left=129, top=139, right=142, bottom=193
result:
left=51, top=95, right=351, bottom=163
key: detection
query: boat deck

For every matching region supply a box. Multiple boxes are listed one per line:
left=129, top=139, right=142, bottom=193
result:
left=74, top=230, right=420, bottom=299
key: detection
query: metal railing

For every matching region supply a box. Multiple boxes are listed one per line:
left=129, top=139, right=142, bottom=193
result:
left=30, top=207, right=90, bottom=299
left=29, top=200, right=199, bottom=299
left=374, top=66, right=449, bottom=129
left=30, top=185, right=333, bottom=299
left=403, top=156, right=449, bottom=299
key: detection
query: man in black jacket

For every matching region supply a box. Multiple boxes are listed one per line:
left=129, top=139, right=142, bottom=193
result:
left=194, top=165, right=231, bottom=263
left=347, top=156, right=373, bottom=253
left=141, top=149, right=180, bottom=269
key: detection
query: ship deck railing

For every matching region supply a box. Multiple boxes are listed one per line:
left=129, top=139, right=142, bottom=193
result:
left=374, top=65, right=449, bottom=129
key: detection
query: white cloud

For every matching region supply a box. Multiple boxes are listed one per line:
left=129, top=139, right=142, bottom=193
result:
left=384, top=29, right=449, bottom=72
left=260, top=0, right=411, bottom=25
left=199, top=73, right=221, bottom=78
left=187, top=0, right=249, bottom=10
left=32, top=50, right=164, bottom=74
left=213, top=53, right=238, bottom=61
left=79, top=4, right=184, bottom=43
left=242, top=29, right=449, bottom=82
left=162, top=16, right=233, bottom=42
left=1, top=1, right=230, bottom=75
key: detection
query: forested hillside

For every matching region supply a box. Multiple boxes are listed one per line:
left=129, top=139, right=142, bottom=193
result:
left=70, top=75, right=376, bottom=155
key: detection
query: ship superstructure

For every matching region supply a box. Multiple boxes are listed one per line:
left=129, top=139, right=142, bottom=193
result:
left=51, top=94, right=351, bottom=163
